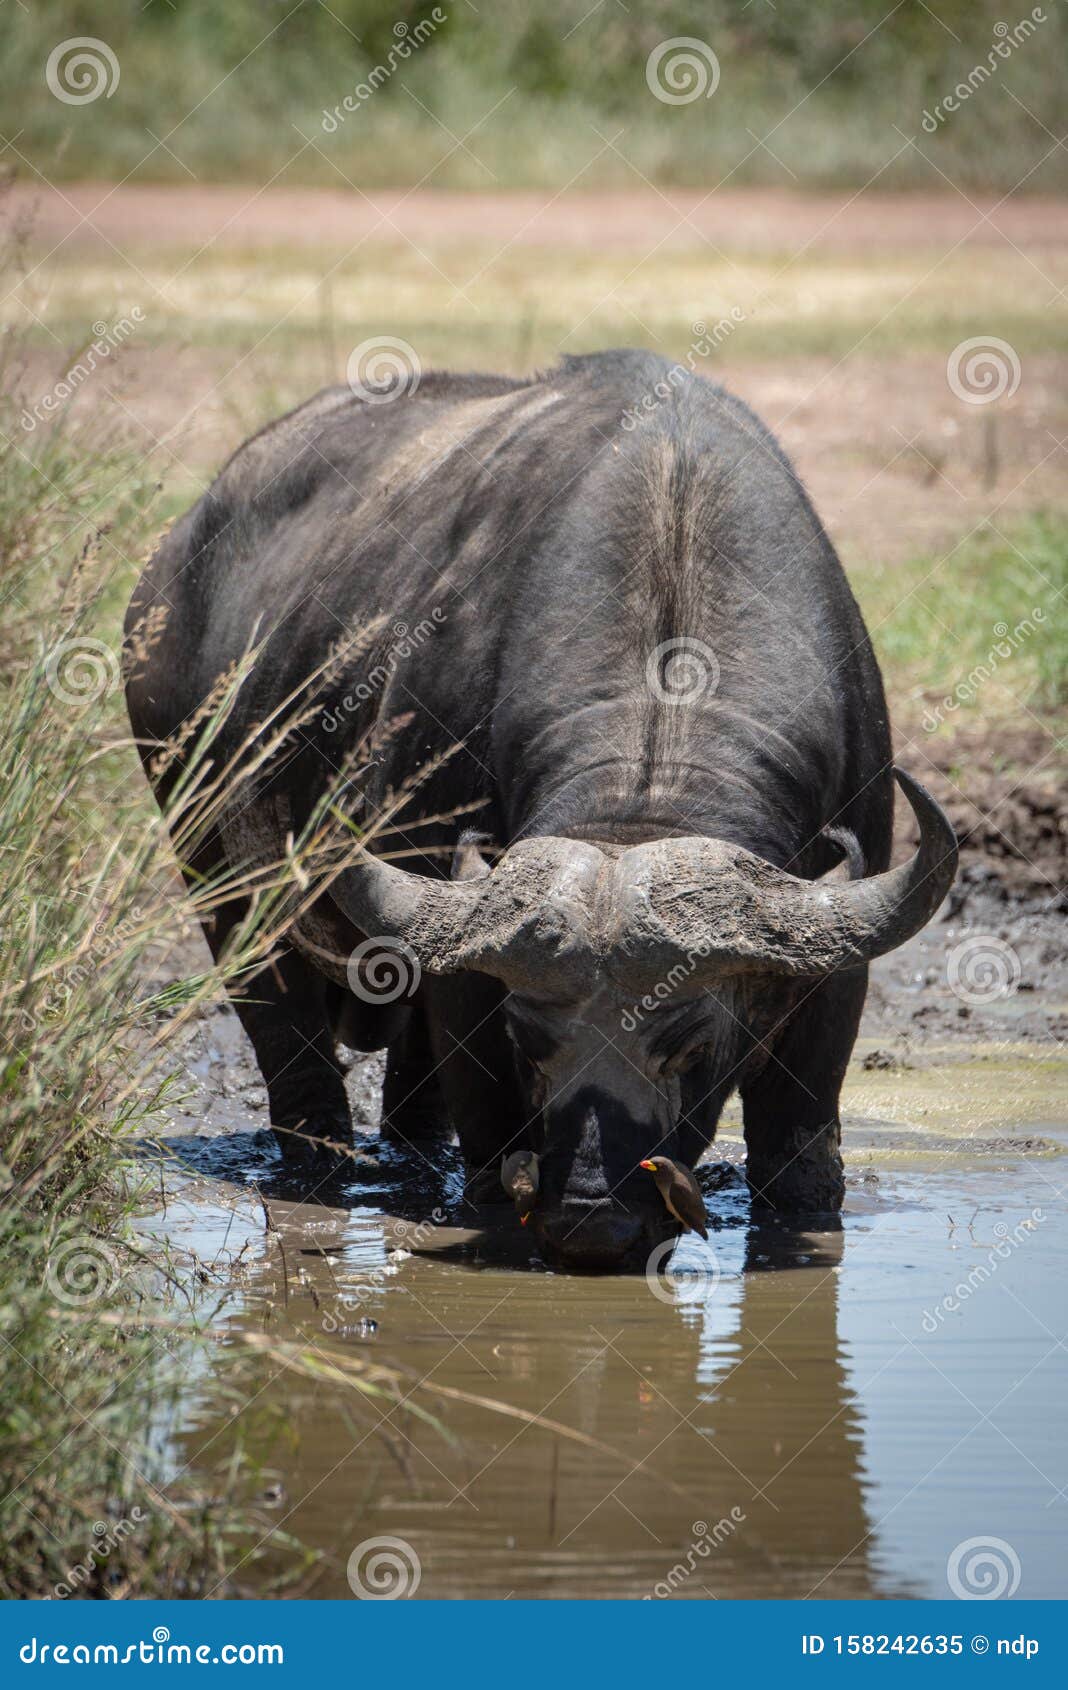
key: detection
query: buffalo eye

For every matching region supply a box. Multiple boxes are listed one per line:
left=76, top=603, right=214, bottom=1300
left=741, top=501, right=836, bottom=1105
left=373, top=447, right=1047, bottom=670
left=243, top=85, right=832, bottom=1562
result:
left=665, top=1042, right=707, bottom=1077
left=650, top=1018, right=712, bottom=1078
left=505, top=1015, right=555, bottom=1070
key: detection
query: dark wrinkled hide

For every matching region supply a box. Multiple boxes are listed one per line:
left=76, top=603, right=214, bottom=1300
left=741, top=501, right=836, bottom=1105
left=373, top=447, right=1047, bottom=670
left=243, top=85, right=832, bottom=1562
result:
left=126, top=351, right=898, bottom=1268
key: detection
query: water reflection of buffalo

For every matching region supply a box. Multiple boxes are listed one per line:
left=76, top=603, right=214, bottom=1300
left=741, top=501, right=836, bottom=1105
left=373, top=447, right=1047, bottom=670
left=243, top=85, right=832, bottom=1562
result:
left=126, top=351, right=956, bottom=1269
left=191, top=1209, right=879, bottom=1599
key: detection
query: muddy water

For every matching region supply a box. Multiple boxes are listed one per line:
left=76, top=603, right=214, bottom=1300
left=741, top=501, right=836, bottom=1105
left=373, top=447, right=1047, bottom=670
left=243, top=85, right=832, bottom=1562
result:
left=148, top=1039, right=1068, bottom=1601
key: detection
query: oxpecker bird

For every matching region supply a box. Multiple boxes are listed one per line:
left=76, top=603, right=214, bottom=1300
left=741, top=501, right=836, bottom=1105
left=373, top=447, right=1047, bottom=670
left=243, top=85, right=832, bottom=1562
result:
left=501, top=1150, right=540, bottom=1224
left=640, top=1156, right=709, bottom=1239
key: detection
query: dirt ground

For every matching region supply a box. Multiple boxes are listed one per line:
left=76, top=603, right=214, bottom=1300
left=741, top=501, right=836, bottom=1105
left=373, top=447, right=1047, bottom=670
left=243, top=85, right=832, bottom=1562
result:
left=16, top=182, right=1068, bottom=255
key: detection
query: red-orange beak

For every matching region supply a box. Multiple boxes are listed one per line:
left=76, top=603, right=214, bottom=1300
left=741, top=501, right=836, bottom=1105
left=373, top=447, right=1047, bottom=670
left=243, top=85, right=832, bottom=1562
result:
left=519, top=1212, right=530, bottom=1226
left=640, top=1160, right=657, bottom=1172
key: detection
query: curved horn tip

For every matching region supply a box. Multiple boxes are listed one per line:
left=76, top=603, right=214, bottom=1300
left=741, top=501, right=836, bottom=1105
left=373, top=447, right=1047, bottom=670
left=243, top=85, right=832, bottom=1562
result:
left=892, top=765, right=959, bottom=861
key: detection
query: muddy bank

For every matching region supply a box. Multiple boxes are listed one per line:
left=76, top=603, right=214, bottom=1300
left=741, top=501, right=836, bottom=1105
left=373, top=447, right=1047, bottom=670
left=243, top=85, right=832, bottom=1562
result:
left=893, top=728, right=1066, bottom=902
left=866, top=874, right=1066, bottom=1049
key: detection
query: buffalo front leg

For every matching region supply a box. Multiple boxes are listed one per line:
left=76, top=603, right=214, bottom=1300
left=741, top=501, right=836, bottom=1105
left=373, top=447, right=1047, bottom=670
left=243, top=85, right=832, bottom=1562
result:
left=740, top=969, right=867, bottom=1215
left=422, top=973, right=526, bottom=1208
left=381, top=1000, right=451, bottom=1145
left=185, top=831, right=353, bottom=1171
left=232, top=947, right=353, bottom=1169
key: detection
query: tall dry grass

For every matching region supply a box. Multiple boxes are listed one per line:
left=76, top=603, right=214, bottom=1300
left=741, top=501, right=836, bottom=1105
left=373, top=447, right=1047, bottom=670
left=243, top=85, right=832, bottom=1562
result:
left=0, top=285, right=400, bottom=1593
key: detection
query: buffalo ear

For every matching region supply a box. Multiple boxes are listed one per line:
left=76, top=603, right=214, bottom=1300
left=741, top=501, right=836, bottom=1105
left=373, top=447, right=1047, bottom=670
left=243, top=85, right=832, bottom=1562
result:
left=819, top=825, right=865, bottom=883
left=451, top=830, right=494, bottom=882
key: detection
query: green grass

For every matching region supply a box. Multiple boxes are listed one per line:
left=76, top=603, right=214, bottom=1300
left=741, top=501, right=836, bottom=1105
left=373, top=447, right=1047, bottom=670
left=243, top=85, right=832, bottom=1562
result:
left=858, top=513, right=1068, bottom=742
left=6, top=0, right=1066, bottom=193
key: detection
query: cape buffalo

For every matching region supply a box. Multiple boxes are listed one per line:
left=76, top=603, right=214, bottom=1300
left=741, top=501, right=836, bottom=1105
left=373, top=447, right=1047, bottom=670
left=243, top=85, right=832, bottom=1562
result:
left=125, top=350, right=956, bottom=1270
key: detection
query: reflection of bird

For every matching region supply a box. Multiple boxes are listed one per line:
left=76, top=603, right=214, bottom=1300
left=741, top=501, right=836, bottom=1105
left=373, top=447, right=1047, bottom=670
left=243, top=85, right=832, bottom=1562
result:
left=501, top=1150, right=539, bottom=1224
left=640, top=1156, right=709, bottom=1239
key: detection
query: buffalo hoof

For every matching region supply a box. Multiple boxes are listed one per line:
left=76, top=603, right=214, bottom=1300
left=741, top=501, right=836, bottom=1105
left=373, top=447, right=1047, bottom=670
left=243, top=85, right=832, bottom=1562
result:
left=463, top=1162, right=513, bottom=1208
left=746, top=1125, right=845, bottom=1215
left=747, top=1168, right=845, bottom=1216
left=273, top=1114, right=354, bottom=1177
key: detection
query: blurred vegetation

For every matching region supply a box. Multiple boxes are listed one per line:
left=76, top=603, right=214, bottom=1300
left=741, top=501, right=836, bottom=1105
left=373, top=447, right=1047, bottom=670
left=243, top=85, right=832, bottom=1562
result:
left=863, top=513, right=1068, bottom=740
left=0, top=371, right=252, bottom=1596
left=6, top=0, right=1066, bottom=191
